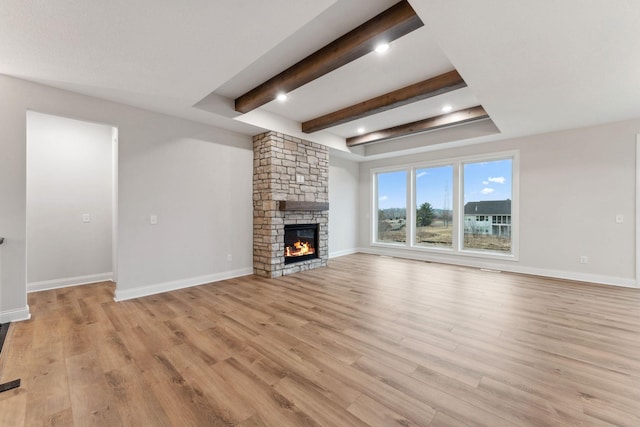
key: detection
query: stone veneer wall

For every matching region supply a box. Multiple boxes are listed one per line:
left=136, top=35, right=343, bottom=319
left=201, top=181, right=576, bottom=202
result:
left=253, top=131, right=329, bottom=278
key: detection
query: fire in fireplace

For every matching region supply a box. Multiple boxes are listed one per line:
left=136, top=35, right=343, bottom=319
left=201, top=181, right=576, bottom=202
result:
left=284, top=224, right=319, bottom=264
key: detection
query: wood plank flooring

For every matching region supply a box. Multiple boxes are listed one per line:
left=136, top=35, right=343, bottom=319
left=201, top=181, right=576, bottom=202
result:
left=1, top=253, right=640, bottom=426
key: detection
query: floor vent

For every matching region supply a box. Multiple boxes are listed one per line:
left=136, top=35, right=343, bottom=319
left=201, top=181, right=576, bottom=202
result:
left=0, top=323, right=8, bottom=352
left=0, top=379, right=20, bottom=393
left=0, top=323, right=21, bottom=394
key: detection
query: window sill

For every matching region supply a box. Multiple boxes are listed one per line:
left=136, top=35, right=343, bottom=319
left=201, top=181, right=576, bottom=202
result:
left=370, top=241, right=518, bottom=262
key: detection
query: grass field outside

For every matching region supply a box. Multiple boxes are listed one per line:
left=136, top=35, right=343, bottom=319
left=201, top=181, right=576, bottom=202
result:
left=416, top=220, right=452, bottom=247
left=378, top=218, right=511, bottom=252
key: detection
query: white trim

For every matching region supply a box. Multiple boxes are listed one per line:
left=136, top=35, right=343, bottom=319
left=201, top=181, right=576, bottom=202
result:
left=113, top=268, right=253, bottom=302
left=112, top=127, right=119, bottom=284
left=514, top=266, right=637, bottom=289
left=359, top=246, right=519, bottom=269
left=357, top=247, right=637, bottom=289
left=636, top=134, right=640, bottom=286
left=0, top=305, right=31, bottom=323
left=329, top=248, right=359, bottom=259
left=377, top=150, right=517, bottom=174
left=371, top=168, right=376, bottom=245
left=451, top=161, right=460, bottom=252
left=406, top=169, right=414, bottom=245
left=28, top=272, right=113, bottom=292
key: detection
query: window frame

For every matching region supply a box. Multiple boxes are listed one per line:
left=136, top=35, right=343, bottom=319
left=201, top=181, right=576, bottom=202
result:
left=372, top=167, right=410, bottom=247
left=371, top=150, right=519, bottom=262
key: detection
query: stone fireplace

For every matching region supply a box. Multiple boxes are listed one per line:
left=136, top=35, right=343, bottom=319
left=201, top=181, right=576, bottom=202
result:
left=253, top=131, right=329, bottom=278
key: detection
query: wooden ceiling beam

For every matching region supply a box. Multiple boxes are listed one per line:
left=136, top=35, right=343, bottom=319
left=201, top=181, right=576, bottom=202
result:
left=346, top=106, right=489, bottom=147
left=234, top=0, right=423, bottom=114
left=302, top=70, right=466, bottom=133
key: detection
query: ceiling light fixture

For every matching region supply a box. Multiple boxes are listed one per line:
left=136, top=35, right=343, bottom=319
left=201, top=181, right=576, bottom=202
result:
left=374, top=42, right=390, bottom=53
left=276, top=93, right=288, bottom=102
left=357, top=127, right=365, bottom=134
left=441, top=105, right=453, bottom=113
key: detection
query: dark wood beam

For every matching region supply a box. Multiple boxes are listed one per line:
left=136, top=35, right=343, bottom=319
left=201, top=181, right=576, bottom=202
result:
left=346, top=106, right=489, bottom=147
left=302, top=70, right=466, bottom=133
left=234, top=0, right=423, bottom=114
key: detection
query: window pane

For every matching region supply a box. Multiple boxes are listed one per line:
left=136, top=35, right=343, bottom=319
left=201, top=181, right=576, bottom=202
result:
left=415, top=165, right=453, bottom=248
left=377, top=171, right=407, bottom=243
left=463, top=159, right=512, bottom=252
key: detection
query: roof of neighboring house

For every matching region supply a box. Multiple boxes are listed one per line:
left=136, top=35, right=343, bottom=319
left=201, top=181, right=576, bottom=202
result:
left=464, top=200, right=511, bottom=215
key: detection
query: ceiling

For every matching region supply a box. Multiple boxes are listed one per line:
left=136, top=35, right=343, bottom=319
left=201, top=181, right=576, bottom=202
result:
left=2, top=1, right=640, bottom=160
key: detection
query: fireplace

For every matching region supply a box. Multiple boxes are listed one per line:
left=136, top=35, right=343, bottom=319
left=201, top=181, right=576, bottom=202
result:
left=253, top=132, right=328, bottom=277
left=284, top=224, right=319, bottom=265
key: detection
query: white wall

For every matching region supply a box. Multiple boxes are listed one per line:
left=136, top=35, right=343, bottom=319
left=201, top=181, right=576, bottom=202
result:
left=358, top=119, right=638, bottom=287
left=116, top=123, right=253, bottom=299
left=27, top=112, right=114, bottom=289
left=328, top=154, right=359, bottom=257
left=0, top=74, right=253, bottom=322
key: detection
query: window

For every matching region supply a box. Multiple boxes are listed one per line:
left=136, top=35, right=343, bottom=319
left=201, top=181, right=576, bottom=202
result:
left=376, top=170, right=407, bottom=243
left=372, top=152, right=517, bottom=259
left=415, top=165, right=453, bottom=248
left=463, top=159, right=513, bottom=253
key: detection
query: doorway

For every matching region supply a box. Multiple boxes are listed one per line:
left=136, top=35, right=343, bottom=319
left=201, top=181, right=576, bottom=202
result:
left=26, top=111, right=117, bottom=292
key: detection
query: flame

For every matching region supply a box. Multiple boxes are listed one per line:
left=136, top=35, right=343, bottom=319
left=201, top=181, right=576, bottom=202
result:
left=285, top=240, right=315, bottom=257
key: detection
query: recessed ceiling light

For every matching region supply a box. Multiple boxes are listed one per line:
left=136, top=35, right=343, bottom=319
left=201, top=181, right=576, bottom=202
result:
left=276, top=93, right=288, bottom=102
left=374, top=43, right=390, bottom=53
left=441, top=105, right=453, bottom=113
left=357, top=127, right=365, bottom=134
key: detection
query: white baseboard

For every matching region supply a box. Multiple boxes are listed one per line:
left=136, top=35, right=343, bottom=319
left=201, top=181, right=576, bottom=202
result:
left=329, top=248, right=359, bottom=259
left=28, top=272, right=113, bottom=293
left=513, top=266, right=637, bottom=289
left=356, top=247, right=638, bottom=289
left=113, top=267, right=253, bottom=302
left=0, top=305, right=31, bottom=323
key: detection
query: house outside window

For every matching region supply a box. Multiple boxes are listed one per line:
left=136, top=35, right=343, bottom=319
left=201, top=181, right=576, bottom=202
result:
left=464, top=200, right=512, bottom=239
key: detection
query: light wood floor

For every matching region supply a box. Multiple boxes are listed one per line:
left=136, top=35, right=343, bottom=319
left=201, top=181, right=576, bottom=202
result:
left=1, top=254, right=640, bottom=426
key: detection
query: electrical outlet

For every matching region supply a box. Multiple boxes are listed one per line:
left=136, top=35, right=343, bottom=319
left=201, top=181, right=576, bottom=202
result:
left=227, top=254, right=233, bottom=262
left=579, top=256, right=588, bottom=264
left=82, top=213, right=91, bottom=223
left=615, top=214, right=624, bottom=223
left=150, top=215, right=158, bottom=225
